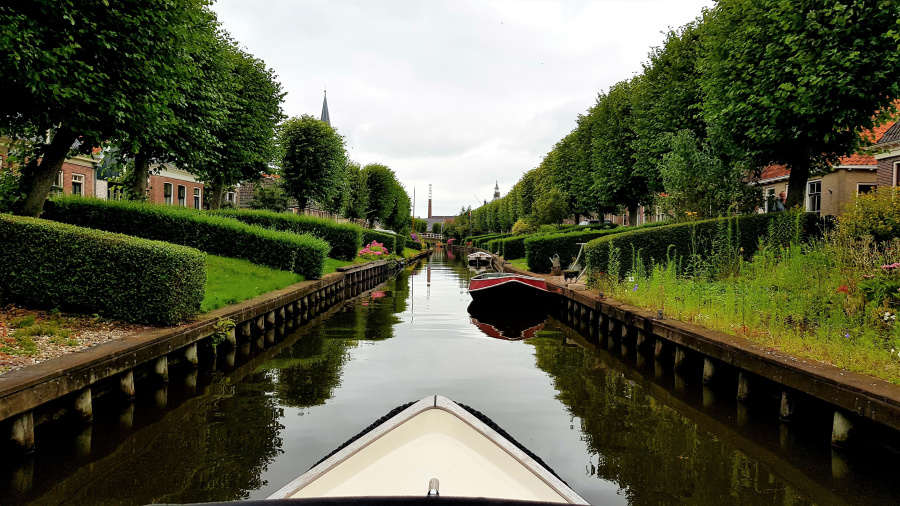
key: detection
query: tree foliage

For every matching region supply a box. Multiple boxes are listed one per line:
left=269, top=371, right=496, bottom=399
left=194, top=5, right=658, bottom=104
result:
left=701, top=0, right=900, bottom=208
left=278, top=114, right=347, bottom=212
left=1, top=0, right=215, bottom=216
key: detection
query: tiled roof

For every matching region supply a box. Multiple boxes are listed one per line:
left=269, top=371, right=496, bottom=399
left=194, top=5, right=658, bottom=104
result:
left=878, top=120, right=900, bottom=145
left=758, top=164, right=790, bottom=181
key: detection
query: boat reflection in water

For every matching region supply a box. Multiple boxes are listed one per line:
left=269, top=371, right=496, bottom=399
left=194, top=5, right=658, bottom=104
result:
left=467, top=302, right=549, bottom=341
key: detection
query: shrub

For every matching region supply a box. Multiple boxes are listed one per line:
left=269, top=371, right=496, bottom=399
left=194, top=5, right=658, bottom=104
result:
left=471, top=233, right=510, bottom=248
left=358, top=240, right=389, bottom=260
left=362, top=229, right=398, bottom=255
left=838, top=187, right=900, bottom=241
left=496, top=236, right=527, bottom=259
left=525, top=221, right=676, bottom=273
left=0, top=215, right=205, bottom=325
left=212, top=208, right=362, bottom=261
left=511, top=219, right=534, bottom=236
left=407, top=240, right=424, bottom=251
left=584, top=211, right=822, bottom=279
left=44, top=196, right=330, bottom=278
left=525, top=230, right=614, bottom=273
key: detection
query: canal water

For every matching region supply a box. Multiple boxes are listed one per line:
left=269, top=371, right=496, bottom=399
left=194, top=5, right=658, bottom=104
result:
left=5, top=249, right=900, bottom=505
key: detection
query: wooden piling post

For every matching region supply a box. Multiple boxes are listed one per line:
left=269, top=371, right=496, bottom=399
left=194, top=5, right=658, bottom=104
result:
left=255, top=316, right=265, bottom=332
left=266, top=310, right=276, bottom=327
left=239, top=321, right=251, bottom=339
left=832, top=411, right=853, bottom=448
left=120, top=370, right=136, bottom=399
left=654, top=339, right=664, bottom=359
left=702, top=358, right=715, bottom=384
left=226, top=327, right=237, bottom=347
left=155, top=356, right=169, bottom=383
left=10, top=411, right=35, bottom=454
left=737, top=371, right=750, bottom=401
left=780, top=390, right=795, bottom=421
left=75, top=387, right=94, bottom=423
left=674, top=347, right=687, bottom=370
left=184, top=343, right=198, bottom=367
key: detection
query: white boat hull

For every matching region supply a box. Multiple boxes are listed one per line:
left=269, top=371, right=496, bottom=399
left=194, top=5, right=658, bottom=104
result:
left=269, top=396, right=587, bottom=504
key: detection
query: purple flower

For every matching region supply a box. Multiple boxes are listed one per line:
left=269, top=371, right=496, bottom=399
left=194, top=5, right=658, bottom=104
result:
left=633, top=284, right=638, bottom=292
left=844, top=333, right=850, bottom=339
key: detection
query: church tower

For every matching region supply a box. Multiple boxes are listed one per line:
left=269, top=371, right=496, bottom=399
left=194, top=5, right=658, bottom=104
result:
left=493, top=181, right=500, bottom=200
left=321, top=90, right=331, bottom=126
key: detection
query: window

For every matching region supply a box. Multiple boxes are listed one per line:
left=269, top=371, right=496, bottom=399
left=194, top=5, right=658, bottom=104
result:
left=164, top=183, right=173, bottom=204
left=858, top=183, right=877, bottom=195
left=177, top=185, right=186, bottom=206
left=764, top=187, right=776, bottom=212
left=193, top=187, right=201, bottom=209
left=225, top=192, right=235, bottom=204
left=894, top=162, right=900, bottom=187
left=807, top=180, right=821, bottom=214
left=56, top=170, right=64, bottom=188
left=72, top=173, right=84, bottom=196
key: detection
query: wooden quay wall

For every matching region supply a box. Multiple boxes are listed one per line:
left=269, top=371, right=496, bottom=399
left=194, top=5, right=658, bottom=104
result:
left=489, top=252, right=900, bottom=449
left=2, top=251, right=432, bottom=454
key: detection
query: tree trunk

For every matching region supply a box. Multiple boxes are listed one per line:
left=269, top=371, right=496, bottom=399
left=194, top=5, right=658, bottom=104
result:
left=627, top=203, right=638, bottom=227
left=18, top=126, right=78, bottom=217
left=207, top=176, right=225, bottom=211
left=296, top=197, right=308, bottom=216
left=130, top=155, right=150, bottom=200
left=573, top=213, right=581, bottom=226
left=785, top=160, right=809, bottom=210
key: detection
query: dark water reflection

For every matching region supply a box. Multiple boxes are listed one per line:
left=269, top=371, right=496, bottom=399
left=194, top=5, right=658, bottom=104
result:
left=5, top=249, right=900, bottom=505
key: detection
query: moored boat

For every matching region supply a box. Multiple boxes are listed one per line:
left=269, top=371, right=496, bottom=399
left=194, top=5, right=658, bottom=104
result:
left=467, top=251, right=492, bottom=266
left=468, top=272, right=548, bottom=305
left=269, top=395, right=588, bottom=504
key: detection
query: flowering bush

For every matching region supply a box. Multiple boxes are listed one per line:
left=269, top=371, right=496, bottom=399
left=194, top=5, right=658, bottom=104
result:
left=358, top=241, right=388, bottom=260
left=410, top=232, right=419, bottom=242
left=447, top=238, right=455, bottom=245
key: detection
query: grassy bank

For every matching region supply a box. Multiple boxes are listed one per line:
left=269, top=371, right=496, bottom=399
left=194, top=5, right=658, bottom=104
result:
left=591, top=235, right=900, bottom=384
left=202, top=256, right=353, bottom=312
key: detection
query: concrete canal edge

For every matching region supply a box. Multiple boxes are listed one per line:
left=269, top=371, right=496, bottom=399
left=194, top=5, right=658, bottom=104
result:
left=485, top=250, right=900, bottom=448
left=1, top=250, right=434, bottom=454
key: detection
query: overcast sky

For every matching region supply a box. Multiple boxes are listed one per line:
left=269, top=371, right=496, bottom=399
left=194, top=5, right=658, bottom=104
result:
left=212, top=0, right=714, bottom=217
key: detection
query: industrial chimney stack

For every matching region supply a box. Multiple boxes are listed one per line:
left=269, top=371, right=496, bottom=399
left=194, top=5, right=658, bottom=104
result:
left=428, top=184, right=433, bottom=219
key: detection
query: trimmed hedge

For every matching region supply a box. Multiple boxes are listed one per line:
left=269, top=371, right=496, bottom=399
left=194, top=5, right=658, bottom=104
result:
left=407, top=240, right=424, bottom=251
left=470, top=233, right=510, bottom=248
left=0, top=215, right=205, bottom=325
left=496, top=236, right=528, bottom=259
left=584, top=212, right=822, bottom=279
left=525, top=221, right=673, bottom=273
left=362, top=229, right=398, bottom=255
left=44, top=196, right=330, bottom=278
left=212, top=208, right=362, bottom=261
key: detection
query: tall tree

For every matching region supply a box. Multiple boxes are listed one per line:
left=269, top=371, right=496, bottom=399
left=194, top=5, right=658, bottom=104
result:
left=112, top=5, right=228, bottom=200
left=589, top=79, right=645, bottom=225
left=201, top=43, right=284, bottom=210
left=341, top=160, right=368, bottom=222
left=1, top=0, right=211, bottom=216
left=632, top=21, right=707, bottom=181
left=701, top=0, right=900, bottom=208
left=362, top=163, right=399, bottom=228
left=278, top=114, right=346, bottom=212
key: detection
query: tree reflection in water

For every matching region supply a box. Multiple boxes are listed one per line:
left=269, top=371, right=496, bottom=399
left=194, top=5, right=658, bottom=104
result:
left=527, top=329, right=812, bottom=505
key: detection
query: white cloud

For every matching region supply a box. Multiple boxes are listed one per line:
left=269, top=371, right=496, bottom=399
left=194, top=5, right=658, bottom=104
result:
left=212, top=0, right=713, bottom=216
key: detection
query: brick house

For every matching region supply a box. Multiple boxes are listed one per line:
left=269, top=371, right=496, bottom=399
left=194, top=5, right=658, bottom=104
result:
left=0, top=136, right=100, bottom=197
left=872, top=121, right=900, bottom=187
left=754, top=118, right=897, bottom=216
left=147, top=164, right=204, bottom=209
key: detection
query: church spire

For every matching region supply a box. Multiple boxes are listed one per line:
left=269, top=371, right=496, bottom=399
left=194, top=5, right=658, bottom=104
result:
left=493, top=181, right=500, bottom=200
left=320, top=90, right=331, bottom=127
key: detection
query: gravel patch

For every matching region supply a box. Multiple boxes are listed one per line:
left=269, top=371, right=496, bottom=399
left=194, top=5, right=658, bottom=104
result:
left=0, top=306, right=157, bottom=376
